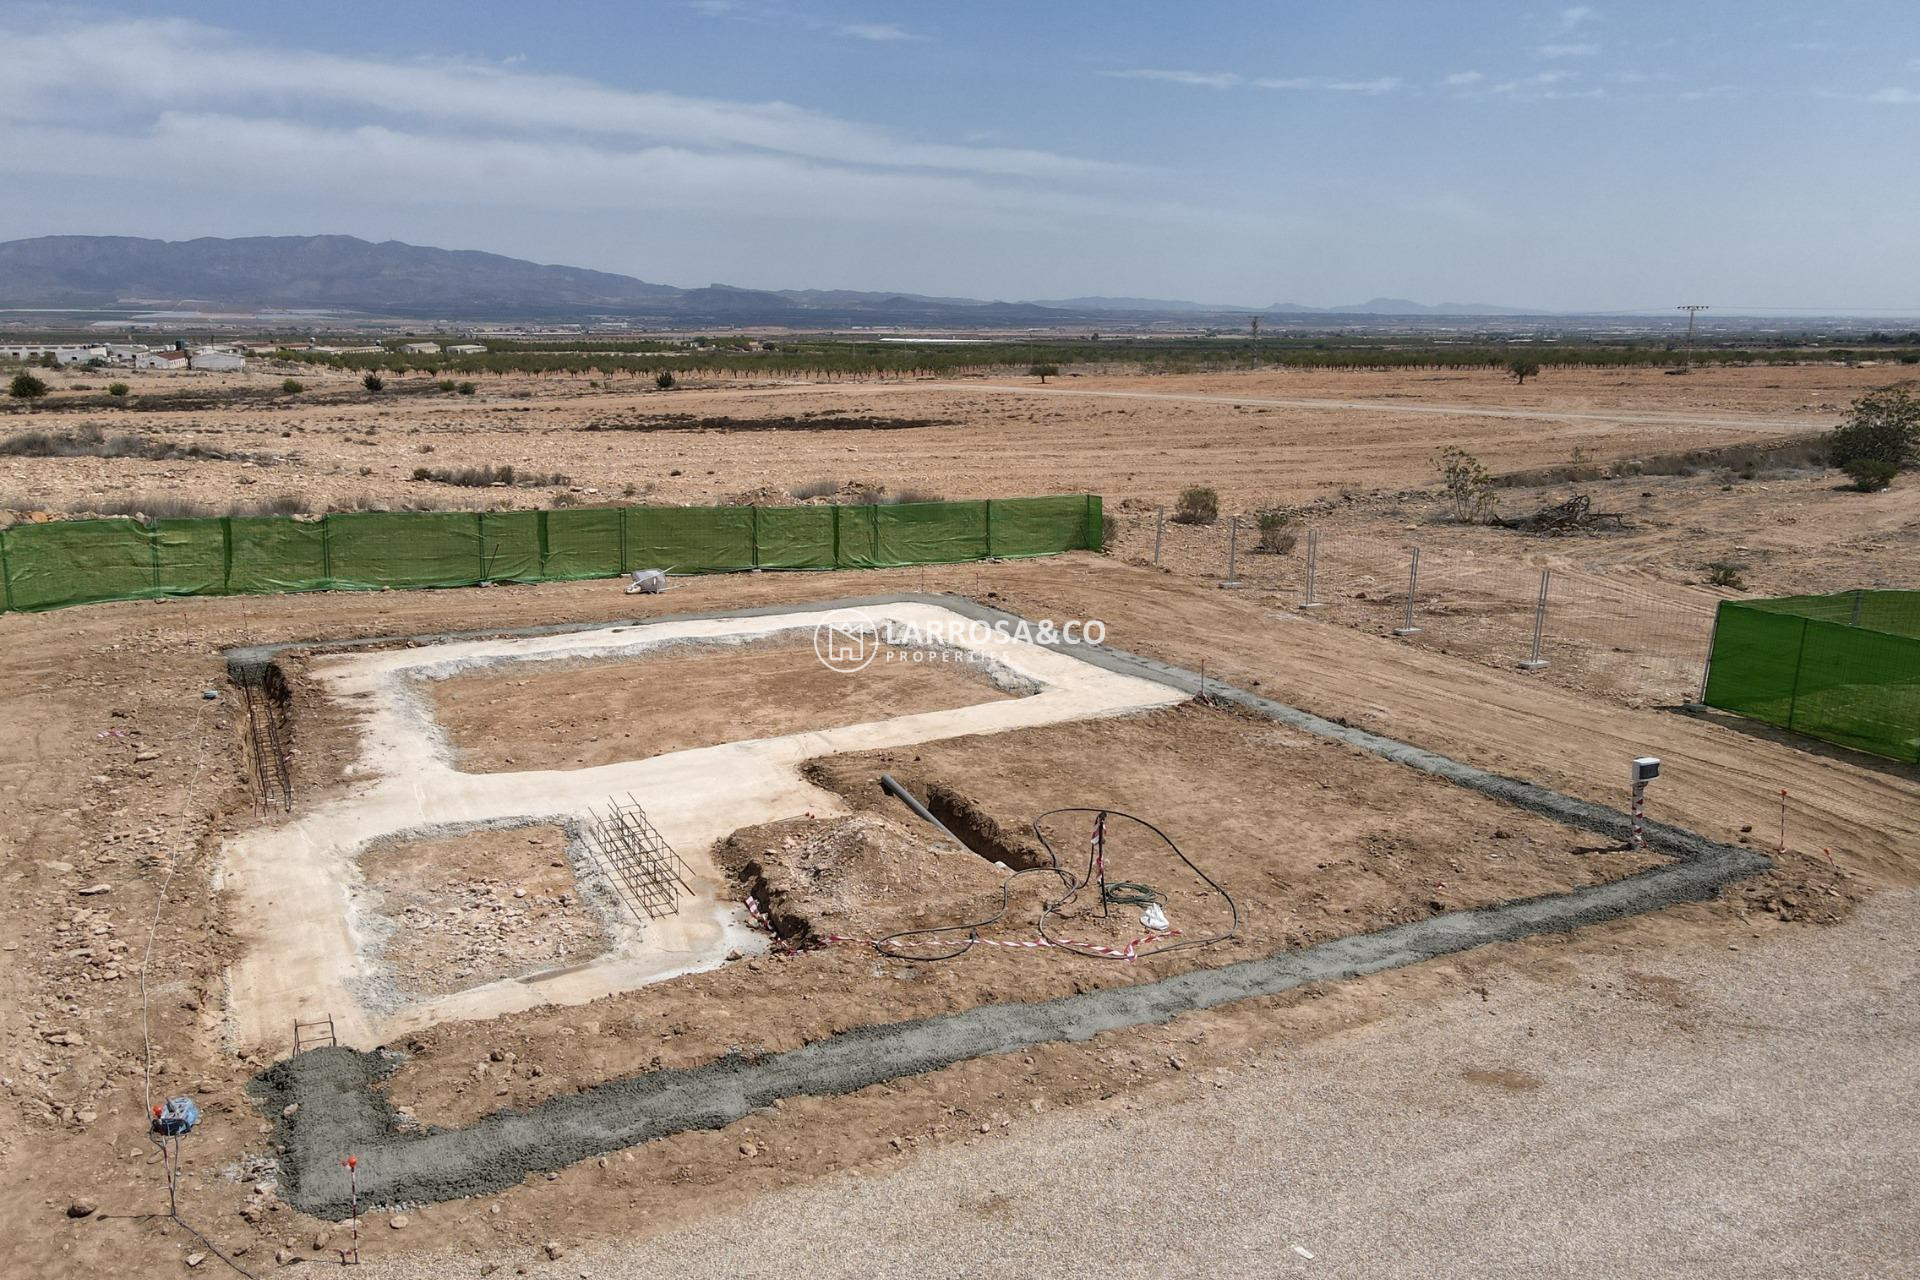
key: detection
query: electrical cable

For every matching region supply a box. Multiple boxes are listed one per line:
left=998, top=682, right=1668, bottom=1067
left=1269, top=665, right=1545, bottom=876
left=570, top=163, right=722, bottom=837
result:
left=102, top=701, right=262, bottom=1280
left=868, top=807, right=1236, bottom=962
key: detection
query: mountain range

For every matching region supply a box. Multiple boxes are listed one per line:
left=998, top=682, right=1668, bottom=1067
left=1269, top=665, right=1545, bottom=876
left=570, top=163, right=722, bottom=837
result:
left=0, top=234, right=1538, bottom=325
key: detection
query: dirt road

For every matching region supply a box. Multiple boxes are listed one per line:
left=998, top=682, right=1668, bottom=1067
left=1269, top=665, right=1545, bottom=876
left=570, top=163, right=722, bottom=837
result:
left=371, top=887, right=1916, bottom=1279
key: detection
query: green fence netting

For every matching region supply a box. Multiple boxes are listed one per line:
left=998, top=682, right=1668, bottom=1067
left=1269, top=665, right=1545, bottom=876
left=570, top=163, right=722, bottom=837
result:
left=0, top=495, right=1102, bottom=615
left=1703, top=590, right=1920, bottom=762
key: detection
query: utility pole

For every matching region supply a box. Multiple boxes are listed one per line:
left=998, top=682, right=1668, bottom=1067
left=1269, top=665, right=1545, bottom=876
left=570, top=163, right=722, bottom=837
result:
left=1677, top=304, right=1708, bottom=369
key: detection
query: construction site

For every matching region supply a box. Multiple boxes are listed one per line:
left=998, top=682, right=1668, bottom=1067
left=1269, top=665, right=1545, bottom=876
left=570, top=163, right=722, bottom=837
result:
left=3, top=358, right=1916, bottom=1279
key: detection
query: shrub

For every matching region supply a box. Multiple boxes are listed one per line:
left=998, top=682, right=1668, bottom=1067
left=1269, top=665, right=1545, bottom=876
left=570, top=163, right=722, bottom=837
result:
left=1172, top=486, right=1218, bottom=525
left=1254, top=505, right=1296, bottom=554
left=655, top=370, right=676, bottom=390
left=1827, top=388, right=1918, bottom=483
left=1705, top=560, right=1747, bottom=590
left=1437, top=445, right=1496, bottom=522
left=282, top=378, right=305, bottom=394
left=412, top=463, right=570, bottom=488
left=1844, top=458, right=1899, bottom=492
left=362, top=373, right=385, bottom=393
left=107, top=382, right=130, bottom=397
left=8, top=372, right=48, bottom=401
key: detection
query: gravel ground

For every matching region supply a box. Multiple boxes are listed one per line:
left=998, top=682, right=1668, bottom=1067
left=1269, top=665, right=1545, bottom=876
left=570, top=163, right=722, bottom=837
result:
left=362, top=891, right=1919, bottom=1280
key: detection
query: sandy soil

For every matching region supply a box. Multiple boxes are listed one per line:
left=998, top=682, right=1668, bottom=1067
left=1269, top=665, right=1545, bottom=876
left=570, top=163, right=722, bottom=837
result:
left=0, top=361, right=1890, bottom=519
left=355, top=823, right=607, bottom=999
left=4, top=362, right=1915, bottom=1277
left=426, top=636, right=1018, bottom=772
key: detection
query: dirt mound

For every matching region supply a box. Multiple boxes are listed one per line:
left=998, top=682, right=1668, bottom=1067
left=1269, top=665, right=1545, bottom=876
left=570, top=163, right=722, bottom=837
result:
left=715, top=812, right=1010, bottom=945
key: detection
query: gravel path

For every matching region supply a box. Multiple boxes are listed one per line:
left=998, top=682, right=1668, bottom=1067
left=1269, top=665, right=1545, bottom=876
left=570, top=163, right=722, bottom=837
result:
left=362, top=890, right=1919, bottom=1279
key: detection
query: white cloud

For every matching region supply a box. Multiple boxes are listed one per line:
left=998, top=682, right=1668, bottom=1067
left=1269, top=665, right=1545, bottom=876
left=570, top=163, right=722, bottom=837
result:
left=1251, top=76, right=1401, bottom=94
left=1327, top=77, right=1402, bottom=94
left=1539, top=43, right=1600, bottom=58
left=0, top=17, right=1102, bottom=180
left=0, top=14, right=1225, bottom=238
left=1104, top=67, right=1241, bottom=88
left=841, top=23, right=924, bottom=43
left=1442, top=71, right=1486, bottom=87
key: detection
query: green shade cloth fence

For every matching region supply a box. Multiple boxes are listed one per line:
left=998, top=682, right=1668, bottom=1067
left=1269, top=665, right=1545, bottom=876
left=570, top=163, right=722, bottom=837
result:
left=0, top=495, right=1102, bottom=615
left=1702, top=590, right=1920, bottom=763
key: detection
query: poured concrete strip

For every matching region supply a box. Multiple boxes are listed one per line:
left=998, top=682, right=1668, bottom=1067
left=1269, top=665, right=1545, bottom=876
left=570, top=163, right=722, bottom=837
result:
left=261, top=848, right=1764, bottom=1218
left=224, top=601, right=1184, bottom=1051
left=248, top=594, right=1772, bottom=1218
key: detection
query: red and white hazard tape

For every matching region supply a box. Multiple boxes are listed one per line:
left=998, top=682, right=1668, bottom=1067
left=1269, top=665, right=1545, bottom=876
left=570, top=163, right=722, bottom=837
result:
left=742, top=896, right=1177, bottom=962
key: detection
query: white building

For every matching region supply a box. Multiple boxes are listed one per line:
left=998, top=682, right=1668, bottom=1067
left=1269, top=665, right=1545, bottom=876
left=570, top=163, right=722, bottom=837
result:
left=189, top=350, right=246, bottom=372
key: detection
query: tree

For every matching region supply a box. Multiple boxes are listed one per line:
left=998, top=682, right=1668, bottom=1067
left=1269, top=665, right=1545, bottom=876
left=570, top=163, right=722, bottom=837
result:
left=1028, top=363, right=1060, bottom=384
left=655, top=370, right=676, bottom=390
left=1827, top=388, right=1919, bottom=486
left=362, top=373, right=385, bottom=393
left=1437, top=445, right=1496, bottom=522
left=8, top=371, right=48, bottom=402
left=1507, top=357, right=1541, bottom=384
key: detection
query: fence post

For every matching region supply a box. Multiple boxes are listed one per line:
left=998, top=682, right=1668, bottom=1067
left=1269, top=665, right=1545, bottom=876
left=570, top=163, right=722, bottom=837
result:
left=1153, top=507, right=1164, bottom=567
left=1520, top=567, right=1551, bottom=669
left=1221, top=515, right=1244, bottom=589
left=1300, top=529, right=1324, bottom=610
left=1694, top=606, right=1720, bottom=706
left=1394, top=545, right=1422, bottom=636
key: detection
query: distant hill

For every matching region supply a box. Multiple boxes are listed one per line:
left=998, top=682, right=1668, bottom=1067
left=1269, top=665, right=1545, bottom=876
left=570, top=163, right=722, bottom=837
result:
left=0, top=234, right=1544, bottom=324
left=1027, top=295, right=1257, bottom=314
left=1264, top=296, right=1533, bottom=316
left=0, top=235, right=683, bottom=313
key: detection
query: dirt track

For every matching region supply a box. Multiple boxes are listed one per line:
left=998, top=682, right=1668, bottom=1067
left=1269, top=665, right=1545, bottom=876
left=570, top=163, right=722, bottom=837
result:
left=7, top=361, right=1916, bottom=1276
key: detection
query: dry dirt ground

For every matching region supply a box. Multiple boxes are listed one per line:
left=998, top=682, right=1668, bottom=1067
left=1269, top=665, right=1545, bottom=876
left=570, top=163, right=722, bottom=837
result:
left=2, top=364, right=1915, bottom=1278
left=355, top=824, right=608, bottom=1001
left=425, top=635, right=1016, bottom=772
left=0, top=360, right=1895, bottom=517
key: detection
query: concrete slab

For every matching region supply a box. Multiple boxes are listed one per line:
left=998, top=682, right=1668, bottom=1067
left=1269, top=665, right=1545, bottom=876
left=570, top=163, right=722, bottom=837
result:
left=223, top=601, right=1186, bottom=1052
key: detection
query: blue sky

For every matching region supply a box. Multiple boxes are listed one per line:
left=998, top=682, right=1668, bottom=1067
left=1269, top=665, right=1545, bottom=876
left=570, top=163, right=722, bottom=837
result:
left=0, top=0, right=1915, bottom=310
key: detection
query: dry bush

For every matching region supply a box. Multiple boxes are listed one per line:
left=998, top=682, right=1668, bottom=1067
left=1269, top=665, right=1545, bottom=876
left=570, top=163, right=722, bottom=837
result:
left=1171, top=486, right=1218, bottom=525
left=1254, top=505, right=1296, bottom=554
left=412, top=463, right=570, bottom=488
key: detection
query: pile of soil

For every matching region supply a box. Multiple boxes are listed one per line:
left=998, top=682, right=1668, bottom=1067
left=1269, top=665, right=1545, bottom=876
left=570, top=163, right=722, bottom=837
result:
left=715, top=812, right=1009, bottom=945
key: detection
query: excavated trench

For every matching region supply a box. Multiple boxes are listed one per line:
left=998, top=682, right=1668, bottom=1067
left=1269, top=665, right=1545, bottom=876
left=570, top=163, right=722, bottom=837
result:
left=243, top=595, right=1773, bottom=1218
